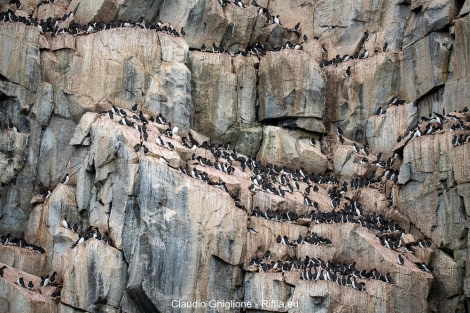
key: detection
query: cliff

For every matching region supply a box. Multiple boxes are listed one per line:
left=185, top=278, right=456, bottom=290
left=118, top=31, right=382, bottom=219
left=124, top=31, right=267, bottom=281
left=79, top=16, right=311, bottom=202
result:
left=0, top=0, right=469, bottom=312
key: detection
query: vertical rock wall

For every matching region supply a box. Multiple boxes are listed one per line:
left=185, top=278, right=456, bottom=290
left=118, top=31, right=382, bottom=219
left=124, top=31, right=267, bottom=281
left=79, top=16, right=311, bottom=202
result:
left=0, top=0, right=469, bottom=312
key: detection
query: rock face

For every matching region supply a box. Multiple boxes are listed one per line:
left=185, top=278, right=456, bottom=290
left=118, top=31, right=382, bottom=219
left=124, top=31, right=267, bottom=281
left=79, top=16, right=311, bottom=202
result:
left=258, top=50, right=325, bottom=124
left=0, top=1, right=470, bottom=313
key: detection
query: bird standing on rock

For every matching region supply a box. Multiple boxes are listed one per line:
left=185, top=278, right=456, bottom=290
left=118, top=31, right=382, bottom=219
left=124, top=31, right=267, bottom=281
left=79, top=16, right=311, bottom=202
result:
left=61, top=174, right=69, bottom=185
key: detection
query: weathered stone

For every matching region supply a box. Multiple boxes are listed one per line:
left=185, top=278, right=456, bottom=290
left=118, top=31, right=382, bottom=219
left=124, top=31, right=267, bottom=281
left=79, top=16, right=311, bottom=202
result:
left=123, top=159, right=247, bottom=312
left=325, top=53, right=402, bottom=144
left=69, top=112, right=99, bottom=146
left=61, top=240, right=127, bottom=312
left=398, top=132, right=468, bottom=251
left=258, top=50, right=325, bottom=121
left=257, top=126, right=328, bottom=174
left=66, top=0, right=120, bottom=25
left=185, top=0, right=260, bottom=51
left=0, top=22, right=40, bottom=91
left=45, top=28, right=190, bottom=128
left=0, top=129, right=29, bottom=184
left=366, top=103, right=418, bottom=154
left=143, top=61, right=192, bottom=133
left=442, top=15, right=470, bottom=113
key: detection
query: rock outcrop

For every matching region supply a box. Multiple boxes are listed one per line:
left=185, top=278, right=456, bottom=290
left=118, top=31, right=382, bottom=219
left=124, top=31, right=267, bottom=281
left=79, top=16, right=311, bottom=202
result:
left=0, top=1, right=469, bottom=313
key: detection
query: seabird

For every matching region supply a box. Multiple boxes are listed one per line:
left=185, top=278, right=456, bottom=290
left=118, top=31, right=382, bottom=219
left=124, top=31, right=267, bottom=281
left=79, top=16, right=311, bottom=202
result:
left=8, top=119, right=19, bottom=132
left=339, top=135, right=345, bottom=144
left=248, top=227, right=258, bottom=234
left=273, top=15, right=281, bottom=25
left=71, top=236, right=84, bottom=249
left=0, top=266, right=7, bottom=277
left=44, top=190, right=52, bottom=199
left=345, top=66, right=351, bottom=77
left=397, top=254, right=404, bottom=265
left=62, top=216, right=70, bottom=229
left=17, top=277, right=25, bottom=287
left=131, top=104, right=138, bottom=112
left=61, top=173, right=69, bottom=185
left=294, top=22, right=301, bottom=31
left=376, top=107, right=386, bottom=115
left=102, top=232, right=112, bottom=245
left=159, top=156, right=169, bottom=164
left=27, top=281, right=34, bottom=290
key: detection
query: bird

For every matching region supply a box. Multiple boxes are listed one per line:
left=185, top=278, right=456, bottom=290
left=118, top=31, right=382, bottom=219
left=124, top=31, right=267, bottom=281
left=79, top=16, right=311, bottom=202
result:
left=131, top=104, right=138, bottom=112
left=8, top=118, right=19, bottom=132
left=0, top=266, right=7, bottom=277
left=17, top=277, right=25, bottom=287
left=273, top=15, right=281, bottom=25
left=345, top=66, right=351, bottom=77
left=27, top=281, right=34, bottom=290
left=62, top=216, right=70, bottom=229
left=72, top=223, right=79, bottom=233
left=50, top=291, right=61, bottom=301
left=159, top=156, right=169, bottom=164
left=61, top=174, right=69, bottom=185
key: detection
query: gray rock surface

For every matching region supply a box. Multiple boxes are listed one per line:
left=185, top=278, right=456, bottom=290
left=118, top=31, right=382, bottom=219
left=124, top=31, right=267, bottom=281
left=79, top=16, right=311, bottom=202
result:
left=0, top=1, right=470, bottom=312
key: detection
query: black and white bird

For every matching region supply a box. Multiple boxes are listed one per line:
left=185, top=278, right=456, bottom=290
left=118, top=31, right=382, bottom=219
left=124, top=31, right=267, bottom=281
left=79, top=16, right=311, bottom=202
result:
left=156, top=136, right=164, bottom=146
left=8, top=119, right=19, bottom=132
left=294, top=22, right=301, bottom=31
left=0, top=266, right=7, bottom=277
left=17, top=277, right=25, bottom=287
left=62, top=216, right=70, bottom=229
left=61, top=174, right=69, bottom=185
left=247, top=227, right=258, bottom=234
left=397, top=254, right=404, bottom=265
left=159, top=156, right=169, bottom=164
